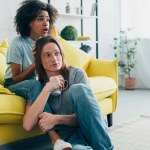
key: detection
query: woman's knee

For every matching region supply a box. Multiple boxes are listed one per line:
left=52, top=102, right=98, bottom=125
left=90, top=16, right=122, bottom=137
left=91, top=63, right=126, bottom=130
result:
left=69, top=83, right=89, bottom=94
left=30, top=80, right=42, bottom=92
left=69, top=83, right=91, bottom=105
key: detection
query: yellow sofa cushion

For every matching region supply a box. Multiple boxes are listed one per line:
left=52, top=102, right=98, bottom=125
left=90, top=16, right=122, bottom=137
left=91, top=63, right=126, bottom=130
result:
left=0, top=39, right=8, bottom=56
left=0, top=39, right=8, bottom=84
left=89, top=76, right=117, bottom=101
left=0, top=94, right=26, bottom=124
left=0, top=53, right=6, bottom=84
left=0, top=85, right=14, bottom=95
left=58, top=37, right=92, bottom=70
left=98, top=98, right=113, bottom=115
left=51, top=25, right=58, bottom=37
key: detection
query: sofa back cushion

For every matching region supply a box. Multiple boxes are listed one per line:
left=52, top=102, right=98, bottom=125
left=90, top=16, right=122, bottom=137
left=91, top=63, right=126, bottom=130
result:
left=0, top=53, right=6, bottom=84
left=58, top=37, right=92, bottom=70
left=0, top=39, right=8, bottom=56
left=0, top=84, right=14, bottom=95
left=0, top=39, right=8, bottom=84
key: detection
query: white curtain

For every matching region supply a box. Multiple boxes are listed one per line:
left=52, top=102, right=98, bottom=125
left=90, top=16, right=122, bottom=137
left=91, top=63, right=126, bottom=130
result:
left=121, top=0, right=150, bottom=38
left=135, top=39, right=150, bottom=89
left=121, top=0, right=150, bottom=89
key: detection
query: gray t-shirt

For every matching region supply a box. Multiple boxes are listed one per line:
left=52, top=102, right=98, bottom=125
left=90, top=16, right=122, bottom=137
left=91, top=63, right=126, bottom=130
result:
left=5, top=36, right=36, bottom=80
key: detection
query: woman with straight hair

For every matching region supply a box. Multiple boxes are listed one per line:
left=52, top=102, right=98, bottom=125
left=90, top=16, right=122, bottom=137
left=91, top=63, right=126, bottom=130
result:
left=23, top=35, right=114, bottom=150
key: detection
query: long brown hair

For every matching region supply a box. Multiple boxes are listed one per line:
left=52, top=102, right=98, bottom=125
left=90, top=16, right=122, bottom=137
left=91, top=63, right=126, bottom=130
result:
left=34, top=36, right=69, bottom=84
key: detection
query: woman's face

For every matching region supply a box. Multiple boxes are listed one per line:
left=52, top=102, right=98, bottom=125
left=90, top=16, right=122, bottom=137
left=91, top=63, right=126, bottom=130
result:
left=41, top=42, right=63, bottom=76
left=29, top=10, right=50, bottom=41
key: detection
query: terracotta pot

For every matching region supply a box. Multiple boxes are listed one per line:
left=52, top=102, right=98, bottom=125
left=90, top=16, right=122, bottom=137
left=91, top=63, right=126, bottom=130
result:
left=124, top=77, right=136, bottom=90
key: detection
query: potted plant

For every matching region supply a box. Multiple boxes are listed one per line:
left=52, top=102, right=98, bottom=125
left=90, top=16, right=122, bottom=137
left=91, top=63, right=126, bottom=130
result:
left=60, top=25, right=78, bottom=41
left=113, top=29, right=140, bottom=90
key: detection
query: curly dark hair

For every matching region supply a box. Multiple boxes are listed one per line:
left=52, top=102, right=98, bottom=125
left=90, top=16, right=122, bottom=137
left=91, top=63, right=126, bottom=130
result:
left=14, top=0, right=58, bottom=38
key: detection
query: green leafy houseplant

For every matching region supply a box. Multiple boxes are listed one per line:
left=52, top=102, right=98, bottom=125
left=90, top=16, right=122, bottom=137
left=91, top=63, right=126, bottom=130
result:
left=113, top=29, right=140, bottom=89
left=60, top=25, right=78, bottom=41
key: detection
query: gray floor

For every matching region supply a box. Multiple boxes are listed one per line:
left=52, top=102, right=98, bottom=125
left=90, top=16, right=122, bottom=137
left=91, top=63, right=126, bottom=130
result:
left=113, top=89, right=150, bottom=125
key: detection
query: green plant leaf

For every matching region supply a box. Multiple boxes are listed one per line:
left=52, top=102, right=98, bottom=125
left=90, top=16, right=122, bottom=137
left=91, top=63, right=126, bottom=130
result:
left=113, top=28, right=140, bottom=78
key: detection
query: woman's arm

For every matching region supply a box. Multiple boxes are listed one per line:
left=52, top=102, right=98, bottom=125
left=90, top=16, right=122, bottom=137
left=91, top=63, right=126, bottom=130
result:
left=56, top=113, right=78, bottom=126
left=23, top=75, right=65, bottom=131
left=23, top=86, right=51, bottom=131
left=9, top=43, right=36, bottom=83
left=38, top=112, right=78, bottom=133
left=11, top=63, right=35, bottom=83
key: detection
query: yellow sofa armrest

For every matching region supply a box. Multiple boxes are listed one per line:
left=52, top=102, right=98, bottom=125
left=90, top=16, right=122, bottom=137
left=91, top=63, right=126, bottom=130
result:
left=86, top=59, right=118, bottom=112
left=86, top=59, right=117, bottom=79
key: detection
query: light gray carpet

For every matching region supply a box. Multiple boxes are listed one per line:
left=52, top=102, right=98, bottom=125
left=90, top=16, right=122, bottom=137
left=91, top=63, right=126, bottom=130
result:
left=109, top=115, right=150, bottom=150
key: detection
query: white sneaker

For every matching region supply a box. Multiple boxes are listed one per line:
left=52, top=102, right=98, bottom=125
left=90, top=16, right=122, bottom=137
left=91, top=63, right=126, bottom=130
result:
left=53, top=139, right=72, bottom=150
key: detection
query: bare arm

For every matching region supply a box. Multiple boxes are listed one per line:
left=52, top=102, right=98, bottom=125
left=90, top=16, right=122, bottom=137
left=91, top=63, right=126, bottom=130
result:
left=11, top=63, right=35, bottom=83
left=11, top=45, right=36, bottom=83
left=38, top=113, right=78, bottom=133
left=56, top=114, right=78, bottom=127
left=23, top=75, right=65, bottom=131
left=23, top=86, right=51, bottom=131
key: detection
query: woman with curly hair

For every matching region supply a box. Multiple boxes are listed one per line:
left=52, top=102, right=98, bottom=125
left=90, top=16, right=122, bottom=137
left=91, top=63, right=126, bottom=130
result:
left=4, top=0, right=71, bottom=149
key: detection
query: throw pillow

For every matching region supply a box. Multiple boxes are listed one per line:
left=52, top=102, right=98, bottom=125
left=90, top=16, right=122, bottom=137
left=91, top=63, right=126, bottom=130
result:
left=0, top=84, right=14, bottom=95
left=51, top=25, right=58, bottom=37
left=0, top=53, right=6, bottom=84
left=0, top=39, right=8, bottom=56
left=58, top=37, right=92, bottom=70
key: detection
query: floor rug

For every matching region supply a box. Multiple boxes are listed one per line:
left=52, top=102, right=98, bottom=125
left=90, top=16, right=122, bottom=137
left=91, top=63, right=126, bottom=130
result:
left=109, top=115, right=150, bottom=150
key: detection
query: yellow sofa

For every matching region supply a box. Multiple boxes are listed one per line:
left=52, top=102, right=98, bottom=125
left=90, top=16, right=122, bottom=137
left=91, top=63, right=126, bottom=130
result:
left=0, top=37, right=118, bottom=144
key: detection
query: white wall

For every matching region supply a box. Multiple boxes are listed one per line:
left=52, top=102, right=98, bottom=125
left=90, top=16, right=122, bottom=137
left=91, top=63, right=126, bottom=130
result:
left=99, top=0, right=121, bottom=59
left=0, top=0, right=21, bottom=43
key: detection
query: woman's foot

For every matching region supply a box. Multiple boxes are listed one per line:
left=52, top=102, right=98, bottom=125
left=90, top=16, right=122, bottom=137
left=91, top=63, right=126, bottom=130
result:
left=53, top=139, right=72, bottom=150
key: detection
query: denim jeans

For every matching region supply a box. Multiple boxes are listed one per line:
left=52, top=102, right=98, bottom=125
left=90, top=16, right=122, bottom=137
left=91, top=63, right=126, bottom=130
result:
left=41, top=83, right=113, bottom=149
left=67, top=84, right=114, bottom=150
left=6, top=79, right=113, bottom=149
left=28, top=83, right=113, bottom=150
left=5, top=79, right=43, bottom=104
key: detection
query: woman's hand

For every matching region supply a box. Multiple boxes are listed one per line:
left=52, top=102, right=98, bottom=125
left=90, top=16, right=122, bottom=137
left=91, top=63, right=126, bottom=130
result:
left=38, top=112, right=58, bottom=133
left=44, top=75, right=65, bottom=93
left=32, top=45, right=36, bottom=56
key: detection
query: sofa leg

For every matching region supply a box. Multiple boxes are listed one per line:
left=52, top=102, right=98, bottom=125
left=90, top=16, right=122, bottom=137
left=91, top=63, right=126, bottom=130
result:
left=107, top=113, right=113, bottom=127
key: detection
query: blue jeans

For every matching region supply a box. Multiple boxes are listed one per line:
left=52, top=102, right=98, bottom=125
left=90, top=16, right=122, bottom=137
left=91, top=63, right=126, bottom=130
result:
left=28, top=83, right=113, bottom=150
left=67, top=84, right=114, bottom=150
left=6, top=79, right=43, bottom=104
left=7, top=80, right=113, bottom=149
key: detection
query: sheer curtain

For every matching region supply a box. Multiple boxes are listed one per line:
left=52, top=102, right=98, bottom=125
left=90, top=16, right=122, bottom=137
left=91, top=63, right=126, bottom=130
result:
left=121, top=0, right=150, bottom=38
left=121, top=0, right=150, bottom=89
